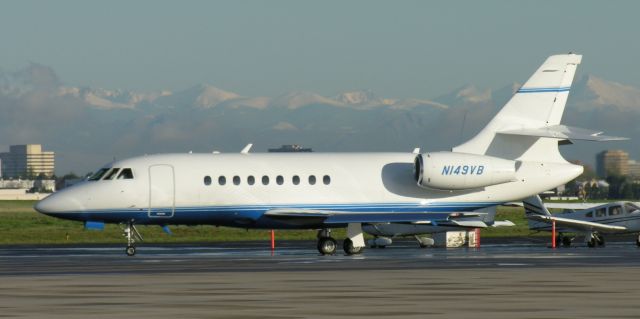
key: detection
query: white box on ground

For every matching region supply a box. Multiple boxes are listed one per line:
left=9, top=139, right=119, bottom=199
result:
left=433, top=231, right=467, bottom=248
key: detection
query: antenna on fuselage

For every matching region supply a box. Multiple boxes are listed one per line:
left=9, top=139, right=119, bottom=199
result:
left=240, top=143, right=253, bottom=154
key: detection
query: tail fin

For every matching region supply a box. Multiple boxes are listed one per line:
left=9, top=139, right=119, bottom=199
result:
left=453, top=54, right=582, bottom=162
left=522, top=195, right=552, bottom=231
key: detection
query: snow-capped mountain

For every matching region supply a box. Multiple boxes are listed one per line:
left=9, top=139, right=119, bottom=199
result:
left=0, top=62, right=638, bottom=175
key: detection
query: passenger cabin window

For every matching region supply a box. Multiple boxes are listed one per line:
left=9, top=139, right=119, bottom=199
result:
left=262, top=176, right=269, bottom=185
left=292, top=175, right=300, bottom=185
left=233, top=176, right=240, bottom=185
left=117, top=168, right=134, bottom=179
left=276, top=175, right=284, bottom=185
left=204, top=176, right=212, bottom=186
left=595, top=208, right=606, bottom=218
left=218, top=176, right=226, bottom=186
left=308, top=175, right=316, bottom=185
left=88, top=168, right=110, bottom=181
left=103, top=168, right=120, bottom=180
left=247, top=176, right=255, bottom=185
left=609, top=206, right=622, bottom=216
left=585, top=212, right=593, bottom=218
left=323, top=175, right=331, bottom=185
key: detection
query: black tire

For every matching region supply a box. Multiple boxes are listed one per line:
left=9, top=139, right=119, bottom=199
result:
left=126, top=245, right=136, bottom=256
left=636, top=236, right=640, bottom=247
left=317, top=237, right=337, bottom=255
left=587, top=238, right=596, bottom=248
left=555, top=236, right=563, bottom=247
left=343, top=238, right=364, bottom=255
left=562, top=236, right=572, bottom=247
left=596, top=235, right=605, bottom=247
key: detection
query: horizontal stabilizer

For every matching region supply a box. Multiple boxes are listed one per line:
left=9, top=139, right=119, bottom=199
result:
left=527, top=215, right=627, bottom=232
left=498, top=124, right=627, bottom=142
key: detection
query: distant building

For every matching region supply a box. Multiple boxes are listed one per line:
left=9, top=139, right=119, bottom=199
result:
left=628, top=160, right=640, bottom=179
left=0, top=144, right=55, bottom=178
left=596, top=150, right=629, bottom=178
left=268, top=144, right=313, bottom=152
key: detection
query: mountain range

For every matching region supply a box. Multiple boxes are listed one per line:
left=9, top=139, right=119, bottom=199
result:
left=0, top=63, right=637, bottom=174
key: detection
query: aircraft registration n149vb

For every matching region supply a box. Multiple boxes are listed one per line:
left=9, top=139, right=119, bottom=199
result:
left=35, top=54, right=625, bottom=256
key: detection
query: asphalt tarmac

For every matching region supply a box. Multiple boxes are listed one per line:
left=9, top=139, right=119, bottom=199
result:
left=2, top=239, right=640, bottom=318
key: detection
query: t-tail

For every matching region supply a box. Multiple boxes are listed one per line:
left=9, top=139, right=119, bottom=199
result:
left=453, top=54, right=625, bottom=163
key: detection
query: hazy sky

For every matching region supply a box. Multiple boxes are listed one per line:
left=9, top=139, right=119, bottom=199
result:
left=1, top=1, right=639, bottom=98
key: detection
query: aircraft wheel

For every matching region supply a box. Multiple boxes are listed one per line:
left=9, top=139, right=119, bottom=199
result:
left=562, top=236, right=572, bottom=247
left=126, top=245, right=136, bottom=256
left=596, top=235, right=605, bottom=247
left=587, top=238, right=596, bottom=248
left=636, top=235, right=640, bottom=247
left=555, top=236, right=563, bottom=247
left=343, top=238, right=364, bottom=255
left=317, top=237, right=337, bottom=255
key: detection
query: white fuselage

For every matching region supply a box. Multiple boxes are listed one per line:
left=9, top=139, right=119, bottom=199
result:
left=35, top=152, right=581, bottom=229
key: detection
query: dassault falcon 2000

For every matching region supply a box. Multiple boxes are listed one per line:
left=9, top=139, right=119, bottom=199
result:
left=35, top=54, right=625, bottom=256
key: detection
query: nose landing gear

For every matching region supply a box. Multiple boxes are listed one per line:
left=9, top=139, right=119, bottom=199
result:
left=122, top=221, right=143, bottom=256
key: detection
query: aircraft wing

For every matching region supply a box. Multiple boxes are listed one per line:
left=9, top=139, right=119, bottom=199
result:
left=526, top=214, right=627, bottom=232
left=506, top=201, right=603, bottom=210
left=264, top=209, right=488, bottom=227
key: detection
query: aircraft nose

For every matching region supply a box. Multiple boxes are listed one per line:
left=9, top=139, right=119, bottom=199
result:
left=34, top=190, right=83, bottom=216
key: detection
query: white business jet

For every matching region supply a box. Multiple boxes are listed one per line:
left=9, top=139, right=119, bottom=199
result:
left=524, top=195, right=640, bottom=247
left=35, top=54, right=623, bottom=256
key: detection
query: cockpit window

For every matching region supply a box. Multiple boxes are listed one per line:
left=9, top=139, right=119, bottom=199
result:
left=88, top=168, right=110, bottom=181
left=103, top=168, right=121, bottom=180
left=625, top=203, right=640, bottom=214
left=117, top=168, right=134, bottom=180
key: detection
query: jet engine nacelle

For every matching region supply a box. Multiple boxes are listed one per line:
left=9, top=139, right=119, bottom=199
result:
left=413, top=152, right=516, bottom=190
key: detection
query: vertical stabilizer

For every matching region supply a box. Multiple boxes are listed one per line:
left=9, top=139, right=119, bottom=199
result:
left=453, top=54, right=582, bottom=162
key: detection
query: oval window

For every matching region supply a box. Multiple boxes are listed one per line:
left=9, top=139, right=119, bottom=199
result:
left=204, top=176, right=212, bottom=186
left=218, top=176, right=226, bottom=185
left=308, top=175, right=316, bottom=185
left=292, top=175, right=300, bottom=185
left=247, top=176, right=255, bottom=185
left=262, top=176, right=270, bottom=185
left=276, top=175, right=284, bottom=185
left=233, top=176, right=241, bottom=185
left=323, top=175, right=331, bottom=185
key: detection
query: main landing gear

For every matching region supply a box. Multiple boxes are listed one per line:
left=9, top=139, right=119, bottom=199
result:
left=636, top=234, right=640, bottom=247
left=555, top=233, right=573, bottom=247
left=122, top=221, right=143, bottom=256
left=316, top=224, right=366, bottom=256
left=586, top=232, right=605, bottom=248
left=317, top=229, right=337, bottom=255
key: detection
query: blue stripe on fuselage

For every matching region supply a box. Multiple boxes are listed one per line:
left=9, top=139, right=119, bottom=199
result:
left=42, top=202, right=500, bottom=229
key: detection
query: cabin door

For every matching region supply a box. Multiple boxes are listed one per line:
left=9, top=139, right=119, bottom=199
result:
left=148, top=164, right=175, bottom=218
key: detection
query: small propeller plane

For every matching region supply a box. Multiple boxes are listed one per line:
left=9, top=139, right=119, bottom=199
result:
left=524, top=195, right=640, bottom=247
